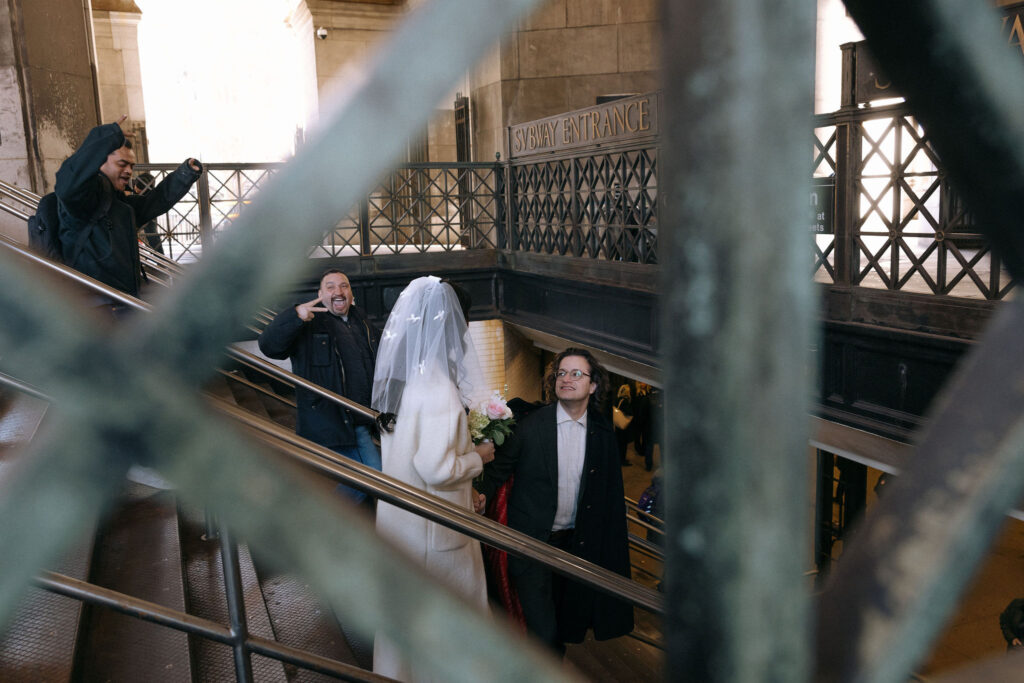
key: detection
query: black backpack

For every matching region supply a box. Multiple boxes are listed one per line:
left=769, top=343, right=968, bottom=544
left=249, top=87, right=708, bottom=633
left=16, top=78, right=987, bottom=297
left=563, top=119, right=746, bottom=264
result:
left=27, top=192, right=63, bottom=261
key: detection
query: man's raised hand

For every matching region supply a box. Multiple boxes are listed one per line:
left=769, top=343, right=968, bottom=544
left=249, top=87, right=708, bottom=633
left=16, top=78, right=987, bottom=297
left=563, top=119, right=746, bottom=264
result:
left=295, top=297, right=328, bottom=322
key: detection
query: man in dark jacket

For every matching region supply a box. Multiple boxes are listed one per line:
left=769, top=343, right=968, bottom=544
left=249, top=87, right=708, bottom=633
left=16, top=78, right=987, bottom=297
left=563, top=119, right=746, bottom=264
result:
left=477, top=347, right=633, bottom=655
left=258, top=269, right=382, bottom=504
left=55, top=116, right=201, bottom=303
left=1000, top=598, right=1024, bottom=651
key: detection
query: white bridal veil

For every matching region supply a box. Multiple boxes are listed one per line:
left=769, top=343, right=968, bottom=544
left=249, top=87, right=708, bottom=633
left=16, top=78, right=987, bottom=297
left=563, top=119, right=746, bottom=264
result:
left=371, top=276, right=484, bottom=415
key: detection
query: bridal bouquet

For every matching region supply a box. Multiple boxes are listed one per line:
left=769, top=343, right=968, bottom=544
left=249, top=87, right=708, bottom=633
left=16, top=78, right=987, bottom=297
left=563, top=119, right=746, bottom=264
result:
left=469, top=393, right=516, bottom=445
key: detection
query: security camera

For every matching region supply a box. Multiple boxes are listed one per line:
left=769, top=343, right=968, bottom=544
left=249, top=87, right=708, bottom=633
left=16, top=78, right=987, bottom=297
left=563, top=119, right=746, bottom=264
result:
left=316, top=26, right=327, bottom=40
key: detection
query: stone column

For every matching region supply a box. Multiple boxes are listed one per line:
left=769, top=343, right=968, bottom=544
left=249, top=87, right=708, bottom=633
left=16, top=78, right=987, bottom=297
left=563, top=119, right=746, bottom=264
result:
left=91, top=0, right=146, bottom=159
left=0, top=0, right=101, bottom=241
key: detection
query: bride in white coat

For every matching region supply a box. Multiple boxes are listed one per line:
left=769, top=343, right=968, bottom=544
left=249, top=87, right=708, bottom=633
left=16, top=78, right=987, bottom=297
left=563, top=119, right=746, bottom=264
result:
left=370, top=276, right=495, bottom=682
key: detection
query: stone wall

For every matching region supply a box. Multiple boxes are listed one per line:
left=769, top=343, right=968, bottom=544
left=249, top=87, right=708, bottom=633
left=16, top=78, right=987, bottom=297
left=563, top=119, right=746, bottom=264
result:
left=308, top=0, right=469, bottom=163
left=470, top=0, right=660, bottom=161
left=0, top=0, right=100, bottom=242
left=308, top=0, right=404, bottom=102
left=91, top=4, right=145, bottom=143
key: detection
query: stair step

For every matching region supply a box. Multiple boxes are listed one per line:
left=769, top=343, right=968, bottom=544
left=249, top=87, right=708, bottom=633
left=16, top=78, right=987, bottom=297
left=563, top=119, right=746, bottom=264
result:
left=254, top=565, right=366, bottom=679
left=224, top=373, right=274, bottom=420
left=74, top=486, right=192, bottom=682
left=236, top=366, right=296, bottom=432
left=177, top=505, right=287, bottom=682
left=205, top=373, right=235, bottom=403
left=0, top=535, right=95, bottom=683
left=0, top=392, right=49, bottom=463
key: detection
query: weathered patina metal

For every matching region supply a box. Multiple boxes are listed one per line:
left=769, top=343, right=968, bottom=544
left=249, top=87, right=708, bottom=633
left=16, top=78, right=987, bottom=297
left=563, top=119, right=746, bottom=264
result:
left=816, top=2, right=1024, bottom=680
left=660, top=1, right=816, bottom=681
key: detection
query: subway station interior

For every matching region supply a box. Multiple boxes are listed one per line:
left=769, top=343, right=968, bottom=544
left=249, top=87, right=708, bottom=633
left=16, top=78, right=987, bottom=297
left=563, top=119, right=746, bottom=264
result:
left=2, top=0, right=1024, bottom=681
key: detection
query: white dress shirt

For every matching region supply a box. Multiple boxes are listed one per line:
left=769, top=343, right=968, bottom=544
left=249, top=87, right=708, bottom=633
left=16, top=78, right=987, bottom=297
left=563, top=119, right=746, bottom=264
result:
left=552, top=402, right=587, bottom=531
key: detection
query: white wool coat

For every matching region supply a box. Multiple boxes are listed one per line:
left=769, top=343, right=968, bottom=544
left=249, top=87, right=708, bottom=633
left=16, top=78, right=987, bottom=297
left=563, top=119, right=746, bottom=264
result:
left=373, top=371, right=488, bottom=682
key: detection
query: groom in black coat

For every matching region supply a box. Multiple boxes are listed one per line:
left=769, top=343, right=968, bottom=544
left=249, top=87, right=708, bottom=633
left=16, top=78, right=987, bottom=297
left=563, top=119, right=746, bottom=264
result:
left=477, top=347, right=633, bottom=654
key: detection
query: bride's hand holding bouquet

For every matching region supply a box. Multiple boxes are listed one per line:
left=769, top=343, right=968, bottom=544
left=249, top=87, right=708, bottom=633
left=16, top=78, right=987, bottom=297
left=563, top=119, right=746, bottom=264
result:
left=469, top=393, right=516, bottom=446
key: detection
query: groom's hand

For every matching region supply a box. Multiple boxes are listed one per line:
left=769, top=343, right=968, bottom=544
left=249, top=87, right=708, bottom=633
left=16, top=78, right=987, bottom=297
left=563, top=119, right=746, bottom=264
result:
left=472, top=490, right=487, bottom=514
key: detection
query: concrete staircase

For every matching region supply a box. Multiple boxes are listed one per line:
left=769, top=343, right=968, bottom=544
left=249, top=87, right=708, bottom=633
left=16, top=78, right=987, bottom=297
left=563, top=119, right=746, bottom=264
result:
left=0, top=375, right=368, bottom=682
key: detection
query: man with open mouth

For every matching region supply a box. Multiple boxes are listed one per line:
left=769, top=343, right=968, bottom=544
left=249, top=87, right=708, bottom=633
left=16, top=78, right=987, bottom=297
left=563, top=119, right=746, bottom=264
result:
left=258, top=269, right=383, bottom=506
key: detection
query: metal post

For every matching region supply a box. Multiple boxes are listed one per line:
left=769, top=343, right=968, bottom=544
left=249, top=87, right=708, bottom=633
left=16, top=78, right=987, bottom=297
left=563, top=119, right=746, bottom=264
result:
left=358, top=196, right=371, bottom=256
left=494, top=160, right=507, bottom=250
left=197, top=169, right=214, bottom=250
left=219, top=524, right=254, bottom=683
left=814, top=450, right=836, bottom=581
left=660, top=0, right=816, bottom=680
left=505, top=160, right=518, bottom=252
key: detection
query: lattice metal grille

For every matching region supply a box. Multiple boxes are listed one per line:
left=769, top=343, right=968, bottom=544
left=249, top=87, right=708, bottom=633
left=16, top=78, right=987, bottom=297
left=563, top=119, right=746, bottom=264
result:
left=510, top=148, right=658, bottom=264
left=311, top=203, right=362, bottom=258
left=813, top=124, right=837, bottom=283
left=132, top=168, right=203, bottom=263
left=363, top=165, right=502, bottom=256
left=207, top=167, right=281, bottom=241
left=852, top=110, right=1012, bottom=299
left=138, top=163, right=501, bottom=260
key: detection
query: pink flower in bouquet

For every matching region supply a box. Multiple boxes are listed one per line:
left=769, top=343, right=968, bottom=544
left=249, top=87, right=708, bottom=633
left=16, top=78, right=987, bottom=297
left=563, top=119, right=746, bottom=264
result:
left=484, top=394, right=513, bottom=420
left=469, top=393, right=516, bottom=445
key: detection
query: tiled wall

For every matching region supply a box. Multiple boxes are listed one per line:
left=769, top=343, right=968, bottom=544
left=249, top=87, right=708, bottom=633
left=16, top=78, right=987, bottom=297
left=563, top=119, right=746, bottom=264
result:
left=502, top=323, right=544, bottom=404
left=467, top=319, right=507, bottom=401
left=466, top=320, right=544, bottom=405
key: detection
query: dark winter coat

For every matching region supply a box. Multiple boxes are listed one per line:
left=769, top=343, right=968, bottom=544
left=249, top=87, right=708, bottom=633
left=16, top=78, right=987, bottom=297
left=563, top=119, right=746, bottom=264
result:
left=54, top=123, right=200, bottom=296
left=478, top=402, right=634, bottom=642
left=257, top=305, right=380, bottom=449
left=1000, top=598, right=1024, bottom=645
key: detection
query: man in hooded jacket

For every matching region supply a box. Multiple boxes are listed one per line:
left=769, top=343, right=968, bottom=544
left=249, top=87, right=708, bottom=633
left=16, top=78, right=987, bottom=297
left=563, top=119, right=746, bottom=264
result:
left=55, top=117, right=201, bottom=305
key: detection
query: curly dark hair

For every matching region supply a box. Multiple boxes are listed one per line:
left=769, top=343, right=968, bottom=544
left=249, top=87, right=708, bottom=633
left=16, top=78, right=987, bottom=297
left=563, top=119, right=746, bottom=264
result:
left=542, top=347, right=609, bottom=412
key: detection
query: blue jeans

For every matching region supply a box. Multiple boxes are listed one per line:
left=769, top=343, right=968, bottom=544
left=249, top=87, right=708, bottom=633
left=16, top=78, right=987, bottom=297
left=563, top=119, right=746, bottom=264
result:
left=333, top=425, right=381, bottom=504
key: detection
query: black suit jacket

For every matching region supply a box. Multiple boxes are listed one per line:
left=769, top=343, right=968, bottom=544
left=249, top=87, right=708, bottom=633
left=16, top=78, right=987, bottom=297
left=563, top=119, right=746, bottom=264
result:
left=479, top=402, right=634, bottom=641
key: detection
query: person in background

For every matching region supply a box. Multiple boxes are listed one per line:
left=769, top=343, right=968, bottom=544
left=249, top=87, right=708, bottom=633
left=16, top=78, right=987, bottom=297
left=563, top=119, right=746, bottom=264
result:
left=640, top=386, right=662, bottom=471
left=613, top=383, right=634, bottom=466
left=258, top=269, right=382, bottom=505
left=632, top=382, right=651, bottom=467
left=55, top=115, right=200, bottom=309
left=131, top=172, right=165, bottom=256
left=1000, top=598, right=1024, bottom=651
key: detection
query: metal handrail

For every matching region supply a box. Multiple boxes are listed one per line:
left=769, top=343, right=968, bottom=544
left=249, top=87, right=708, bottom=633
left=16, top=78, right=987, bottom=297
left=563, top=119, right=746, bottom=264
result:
left=218, top=368, right=298, bottom=409
left=0, top=198, right=30, bottom=222
left=216, top=395, right=661, bottom=613
left=0, top=178, right=40, bottom=209
left=625, top=495, right=665, bottom=528
left=34, top=571, right=393, bottom=682
left=0, top=371, right=659, bottom=678
left=0, top=364, right=660, bottom=614
left=0, top=233, right=663, bottom=615
left=628, top=534, right=664, bottom=564
left=626, top=510, right=666, bottom=538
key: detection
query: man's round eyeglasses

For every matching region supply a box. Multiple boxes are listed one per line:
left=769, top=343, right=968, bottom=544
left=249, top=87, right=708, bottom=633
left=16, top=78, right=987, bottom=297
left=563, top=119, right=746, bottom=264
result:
left=556, top=369, right=591, bottom=380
